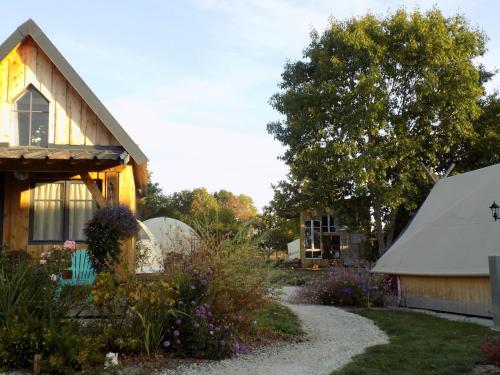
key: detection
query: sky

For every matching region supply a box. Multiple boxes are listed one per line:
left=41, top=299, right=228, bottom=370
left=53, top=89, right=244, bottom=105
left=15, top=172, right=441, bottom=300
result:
left=0, top=0, right=499, bottom=210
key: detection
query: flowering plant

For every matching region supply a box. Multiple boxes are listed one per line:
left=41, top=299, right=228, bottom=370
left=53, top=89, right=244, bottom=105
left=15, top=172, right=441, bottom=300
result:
left=481, top=335, right=500, bottom=366
left=39, top=240, right=77, bottom=277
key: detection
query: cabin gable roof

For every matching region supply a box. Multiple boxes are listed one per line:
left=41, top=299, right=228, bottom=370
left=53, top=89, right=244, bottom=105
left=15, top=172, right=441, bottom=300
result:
left=0, top=19, right=147, bottom=165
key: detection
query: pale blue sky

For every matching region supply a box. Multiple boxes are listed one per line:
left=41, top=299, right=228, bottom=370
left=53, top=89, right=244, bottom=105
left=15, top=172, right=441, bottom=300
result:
left=1, top=1, right=499, bottom=209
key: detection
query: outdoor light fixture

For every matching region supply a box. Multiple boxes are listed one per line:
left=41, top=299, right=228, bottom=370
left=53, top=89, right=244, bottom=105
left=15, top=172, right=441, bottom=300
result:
left=490, top=201, right=500, bottom=221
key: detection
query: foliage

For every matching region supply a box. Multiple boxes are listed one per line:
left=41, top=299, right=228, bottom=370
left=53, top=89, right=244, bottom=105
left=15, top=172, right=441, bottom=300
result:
left=139, top=181, right=258, bottom=239
left=91, top=272, right=179, bottom=357
left=332, top=310, right=490, bottom=375
left=256, top=207, right=299, bottom=252
left=481, top=335, right=500, bottom=367
left=295, top=267, right=395, bottom=307
left=0, top=256, right=103, bottom=373
left=85, top=206, right=139, bottom=272
left=162, top=267, right=235, bottom=359
left=267, top=7, right=491, bottom=255
left=162, top=229, right=277, bottom=356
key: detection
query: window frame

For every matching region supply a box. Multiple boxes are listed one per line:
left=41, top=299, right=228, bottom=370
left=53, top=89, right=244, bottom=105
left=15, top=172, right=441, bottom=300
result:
left=29, top=179, right=101, bottom=244
left=12, top=85, right=50, bottom=147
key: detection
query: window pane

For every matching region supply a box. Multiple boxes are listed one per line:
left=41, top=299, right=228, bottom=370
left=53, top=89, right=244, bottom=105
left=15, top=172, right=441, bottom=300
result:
left=15, top=91, right=30, bottom=111
left=32, top=183, right=64, bottom=241
left=31, top=112, right=49, bottom=147
left=17, top=112, right=30, bottom=146
left=68, top=183, right=96, bottom=241
left=31, top=90, right=49, bottom=112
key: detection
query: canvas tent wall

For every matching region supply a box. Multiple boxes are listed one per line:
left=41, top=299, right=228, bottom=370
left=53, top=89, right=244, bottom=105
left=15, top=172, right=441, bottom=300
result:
left=372, top=163, right=500, bottom=317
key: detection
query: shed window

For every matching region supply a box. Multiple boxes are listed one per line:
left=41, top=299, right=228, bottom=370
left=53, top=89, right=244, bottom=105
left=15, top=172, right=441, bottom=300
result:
left=30, top=181, right=99, bottom=242
left=13, top=86, right=49, bottom=147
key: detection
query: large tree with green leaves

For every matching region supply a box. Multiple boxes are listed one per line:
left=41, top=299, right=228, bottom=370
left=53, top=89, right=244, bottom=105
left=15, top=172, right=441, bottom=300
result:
left=268, top=8, right=490, bottom=255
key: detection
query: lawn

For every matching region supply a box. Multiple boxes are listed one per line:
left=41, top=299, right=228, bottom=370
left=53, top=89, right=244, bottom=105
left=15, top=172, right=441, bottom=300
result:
left=332, top=309, right=492, bottom=375
left=255, top=301, right=303, bottom=336
left=269, top=267, right=326, bottom=286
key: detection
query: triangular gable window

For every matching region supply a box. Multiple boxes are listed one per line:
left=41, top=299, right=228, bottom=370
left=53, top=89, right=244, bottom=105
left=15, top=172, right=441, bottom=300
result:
left=12, top=85, right=49, bottom=147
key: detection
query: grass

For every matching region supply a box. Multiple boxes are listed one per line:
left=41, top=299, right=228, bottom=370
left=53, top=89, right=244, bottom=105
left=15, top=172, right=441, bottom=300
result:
left=332, top=309, right=492, bottom=375
left=255, top=301, right=303, bottom=336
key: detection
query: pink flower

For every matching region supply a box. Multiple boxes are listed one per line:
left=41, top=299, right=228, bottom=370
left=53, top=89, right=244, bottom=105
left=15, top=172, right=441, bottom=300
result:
left=64, top=240, right=76, bottom=250
left=50, top=274, right=57, bottom=283
left=39, top=259, right=47, bottom=265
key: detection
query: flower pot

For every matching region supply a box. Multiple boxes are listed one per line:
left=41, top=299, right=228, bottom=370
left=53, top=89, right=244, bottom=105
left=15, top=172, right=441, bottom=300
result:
left=61, top=270, right=72, bottom=279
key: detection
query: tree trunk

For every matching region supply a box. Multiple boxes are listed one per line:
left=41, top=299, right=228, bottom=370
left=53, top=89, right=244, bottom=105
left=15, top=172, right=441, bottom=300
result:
left=385, top=208, right=398, bottom=249
left=372, top=192, right=386, bottom=256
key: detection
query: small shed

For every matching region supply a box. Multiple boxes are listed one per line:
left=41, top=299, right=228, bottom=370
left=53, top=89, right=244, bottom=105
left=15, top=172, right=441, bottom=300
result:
left=372, top=163, right=500, bottom=317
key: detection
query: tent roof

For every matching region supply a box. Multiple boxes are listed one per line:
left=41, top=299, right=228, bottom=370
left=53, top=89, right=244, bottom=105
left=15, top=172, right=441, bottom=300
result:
left=372, top=163, right=500, bottom=276
left=0, top=19, right=148, bottom=165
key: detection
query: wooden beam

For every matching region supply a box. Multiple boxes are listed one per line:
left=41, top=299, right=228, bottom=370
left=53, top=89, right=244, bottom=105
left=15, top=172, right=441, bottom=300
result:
left=420, top=162, right=438, bottom=185
left=443, top=162, right=456, bottom=179
left=80, top=172, right=107, bottom=208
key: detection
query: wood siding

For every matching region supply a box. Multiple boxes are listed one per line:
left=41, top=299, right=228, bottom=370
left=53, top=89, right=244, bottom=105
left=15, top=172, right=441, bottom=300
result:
left=0, top=37, right=118, bottom=146
left=399, top=275, right=492, bottom=317
left=2, top=165, right=136, bottom=261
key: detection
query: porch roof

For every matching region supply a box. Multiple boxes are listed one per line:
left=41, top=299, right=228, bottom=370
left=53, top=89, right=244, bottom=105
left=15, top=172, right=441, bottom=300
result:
left=0, top=146, right=129, bottom=162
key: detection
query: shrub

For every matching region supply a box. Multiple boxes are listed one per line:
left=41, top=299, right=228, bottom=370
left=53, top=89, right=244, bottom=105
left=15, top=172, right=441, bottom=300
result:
left=0, top=257, right=102, bottom=373
left=481, top=335, right=500, bottom=366
left=85, top=206, right=139, bottom=272
left=162, top=267, right=235, bottom=359
left=90, top=272, right=177, bottom=356
left=294, top=267, right=395, bottom=307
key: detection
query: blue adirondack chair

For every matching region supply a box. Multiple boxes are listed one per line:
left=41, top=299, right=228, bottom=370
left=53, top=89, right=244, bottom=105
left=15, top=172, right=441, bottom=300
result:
left=60, top=249, right=96, bottom=286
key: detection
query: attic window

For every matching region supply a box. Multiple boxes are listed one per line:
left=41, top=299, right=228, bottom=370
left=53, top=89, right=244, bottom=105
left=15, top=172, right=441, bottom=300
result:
left=13, top=86, right=49, bottom=147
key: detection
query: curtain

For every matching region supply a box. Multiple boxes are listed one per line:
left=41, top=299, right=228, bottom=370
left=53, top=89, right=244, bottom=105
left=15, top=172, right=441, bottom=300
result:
left=32, top=182, right=64, bottom=241
left=68, top=183, right=96, bottom=241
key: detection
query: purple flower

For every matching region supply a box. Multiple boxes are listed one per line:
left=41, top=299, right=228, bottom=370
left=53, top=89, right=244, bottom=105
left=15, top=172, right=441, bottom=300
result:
left=340, top=287, right=353, bottom=295
left=163, top=340, right=171, bottom=348
left=220, top=340, right=225, bottom=346
left=215, top=326, right=221, bottom=332
left=193, top=269, right=200, bottom=275
left=207, top=267, right=213, bottom=276
left=224, top=325, right=230, bottom=331
left=176, top=319, right=182, bottom=325
left=191, top=300, right=197, bottom=306
left=191, top=284, right=196, bottom=290
left=207, top=323, right=214, bottom=330
left=173, top=330, right=180, bottom=336
left=201, top=279, right=208, bottom=286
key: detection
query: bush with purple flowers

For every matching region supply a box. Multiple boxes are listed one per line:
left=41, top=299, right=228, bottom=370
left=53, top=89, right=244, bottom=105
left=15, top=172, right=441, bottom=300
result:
left=295, top=267, right=396, bottom=307
left=162, top=268, right=235, bottom=359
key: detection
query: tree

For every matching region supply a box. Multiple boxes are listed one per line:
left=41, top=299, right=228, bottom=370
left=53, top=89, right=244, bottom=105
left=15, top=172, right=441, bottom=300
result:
left=267, top=8, right=490, bottom=255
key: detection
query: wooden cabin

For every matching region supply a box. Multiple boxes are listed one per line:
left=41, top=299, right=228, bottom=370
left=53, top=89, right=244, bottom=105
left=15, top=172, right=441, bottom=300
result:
left=300, top=209, right=366, bottom=268
left=0, top=20, right=148, bottom=270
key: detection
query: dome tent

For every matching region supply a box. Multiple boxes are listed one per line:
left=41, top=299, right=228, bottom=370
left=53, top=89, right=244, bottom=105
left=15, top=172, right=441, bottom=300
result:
left=136, top=217, right=199, bottom=274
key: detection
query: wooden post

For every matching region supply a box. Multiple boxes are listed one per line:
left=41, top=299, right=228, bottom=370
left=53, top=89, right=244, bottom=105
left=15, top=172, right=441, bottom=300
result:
left=489, top=256, right=500, bottom=330
left=34, top=354, right=41, bottom=375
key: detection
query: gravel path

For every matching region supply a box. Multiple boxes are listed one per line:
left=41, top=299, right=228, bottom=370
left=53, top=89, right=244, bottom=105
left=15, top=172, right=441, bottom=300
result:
left=161, top=286, right=388, bottom=375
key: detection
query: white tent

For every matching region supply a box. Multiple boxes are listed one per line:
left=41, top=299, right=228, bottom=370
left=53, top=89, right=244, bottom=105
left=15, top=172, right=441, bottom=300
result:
left=287, top=239, right=300, bottom=259
left=372, top=163, right=500, bottom=276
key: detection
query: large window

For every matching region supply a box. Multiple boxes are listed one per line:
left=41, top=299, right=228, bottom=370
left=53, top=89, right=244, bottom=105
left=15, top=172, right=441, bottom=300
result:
left=30, top=181, right=98, bottom=242
left=304, top=220, right=321, bottom=259
left=13, top=86, right=49, bottom=147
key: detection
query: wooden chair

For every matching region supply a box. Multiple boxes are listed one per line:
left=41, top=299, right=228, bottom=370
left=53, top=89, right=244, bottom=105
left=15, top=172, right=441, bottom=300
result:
left=60, top=249, right=96, bottom=286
